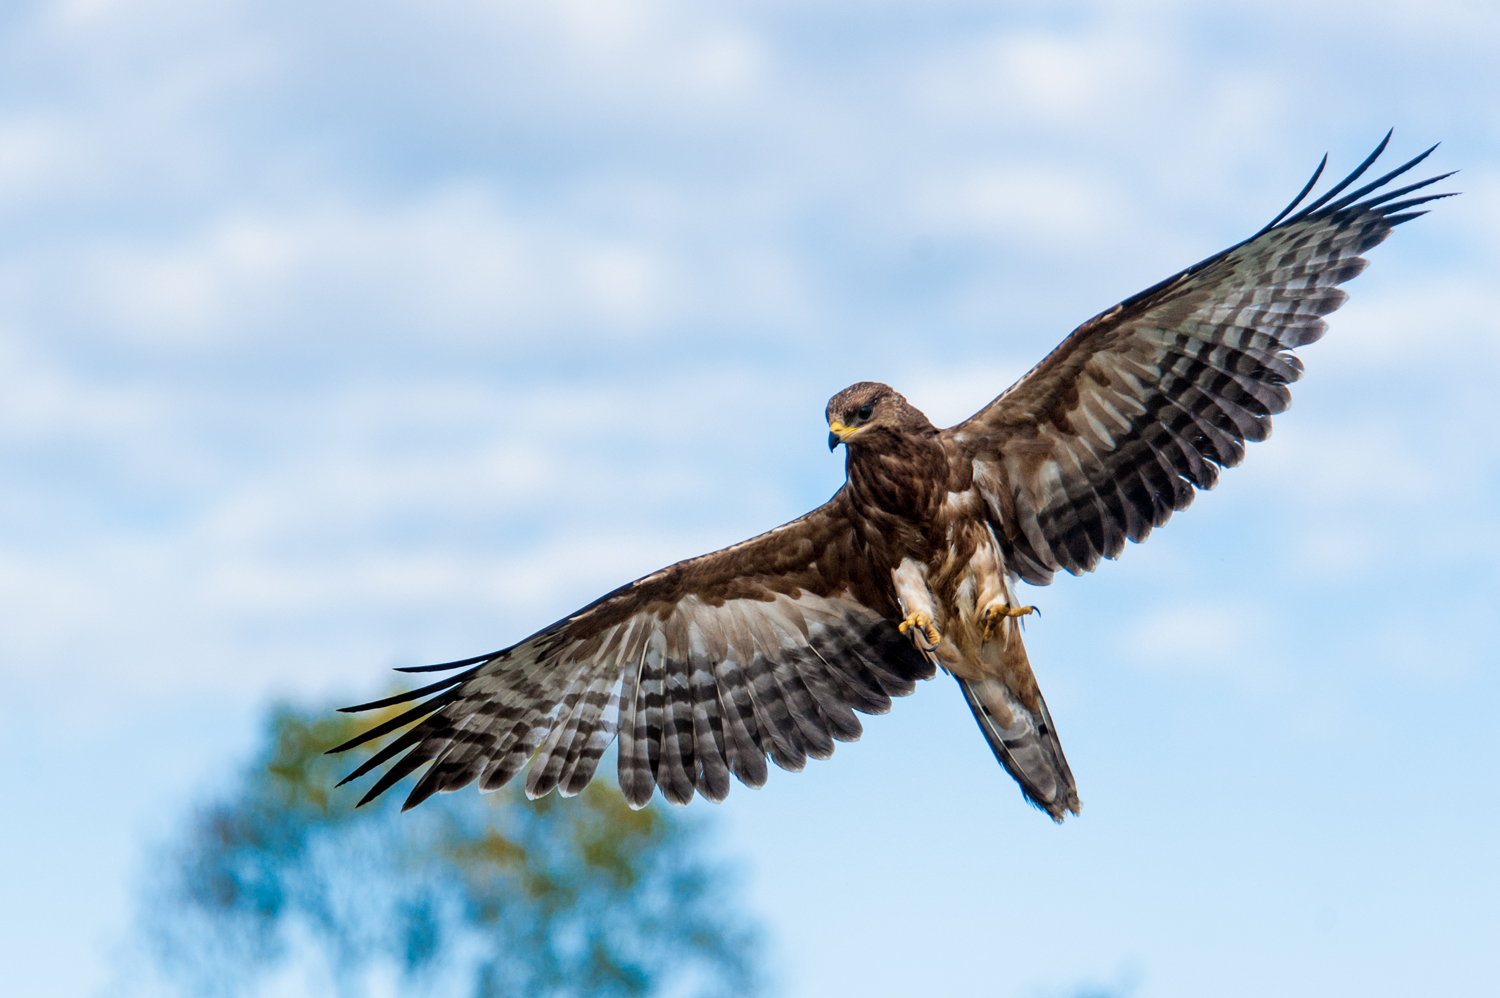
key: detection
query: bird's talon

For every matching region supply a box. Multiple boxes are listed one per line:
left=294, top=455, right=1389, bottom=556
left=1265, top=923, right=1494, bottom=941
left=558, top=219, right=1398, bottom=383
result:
left=981, top=602, right=1040, bottom=642
left=898, top=611, right=941, bottom=650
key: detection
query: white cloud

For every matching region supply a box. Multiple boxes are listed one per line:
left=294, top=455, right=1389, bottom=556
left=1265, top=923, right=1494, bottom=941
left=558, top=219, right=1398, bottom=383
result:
left=1125, top=599, right=1287, bottom=690
left=911, top=162, right=1139, bottom=256
left=685, top=29, right=765, bottom=95
left=899, top=361, right=1028, bottom=427
left=992, top=30, right=1171, bottom=122
left=0, top=116, right=73, bottom=202
left=54, top=189, right=690, bottom=348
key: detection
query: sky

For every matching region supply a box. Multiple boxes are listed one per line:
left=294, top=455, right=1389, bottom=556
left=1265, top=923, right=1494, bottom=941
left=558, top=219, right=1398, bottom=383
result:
left=1, top=0, right=1497, bottom=995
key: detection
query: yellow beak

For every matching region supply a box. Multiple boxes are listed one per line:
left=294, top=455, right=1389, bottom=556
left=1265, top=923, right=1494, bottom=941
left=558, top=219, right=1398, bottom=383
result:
left=827, top=420, right=860, bottom=450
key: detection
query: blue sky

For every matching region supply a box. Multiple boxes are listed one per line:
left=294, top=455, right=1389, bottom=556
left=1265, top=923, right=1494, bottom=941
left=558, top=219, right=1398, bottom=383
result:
left=2, top=1, right=1497, bottom=995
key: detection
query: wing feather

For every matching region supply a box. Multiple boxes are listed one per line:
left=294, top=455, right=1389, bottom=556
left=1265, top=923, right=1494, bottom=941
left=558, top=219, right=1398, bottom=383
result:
left=557, top=675, right=623, bottom=797
left=746, top=649, right=808, bottom=773
left=634, top=635, right=668, bottom=802
left=774, top=650, right=836, bottom=762
left=712, top=654, right=769, bottom=788
left=689, top=654, right=732, bottom=802
left=524, top=674, right=590, bottom=799
left=330, top=492, right=933, bottom=808
left=945, top=138, right=1454, bottom=584
left=658, top=648, right=699, bottom=806
left=617, top=639, right=655, bottom=807
left=797, top=643, right=866, bottom=741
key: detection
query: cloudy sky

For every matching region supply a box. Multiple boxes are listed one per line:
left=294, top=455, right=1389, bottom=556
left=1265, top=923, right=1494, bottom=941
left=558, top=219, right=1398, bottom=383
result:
left=3, top=1, right=1496, bottom=995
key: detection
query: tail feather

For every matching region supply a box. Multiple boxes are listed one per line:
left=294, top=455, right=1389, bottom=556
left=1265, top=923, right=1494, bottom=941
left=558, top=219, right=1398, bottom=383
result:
left=958, top=676, right=1080, bottom=822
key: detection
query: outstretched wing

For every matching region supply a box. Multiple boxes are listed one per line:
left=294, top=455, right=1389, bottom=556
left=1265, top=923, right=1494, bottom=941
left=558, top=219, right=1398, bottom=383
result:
left=943, top=134, right=1455, bottom=585
left=330, top=490, right=934, bottom=810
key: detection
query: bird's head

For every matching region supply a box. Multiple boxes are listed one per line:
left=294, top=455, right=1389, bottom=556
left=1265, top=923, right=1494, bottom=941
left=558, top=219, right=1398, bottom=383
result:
left=825, top=382, right=932, bottom=451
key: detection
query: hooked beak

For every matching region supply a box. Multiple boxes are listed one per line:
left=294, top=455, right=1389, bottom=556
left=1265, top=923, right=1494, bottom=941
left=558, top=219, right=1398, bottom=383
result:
left=828, top=419, right=859, bottom=451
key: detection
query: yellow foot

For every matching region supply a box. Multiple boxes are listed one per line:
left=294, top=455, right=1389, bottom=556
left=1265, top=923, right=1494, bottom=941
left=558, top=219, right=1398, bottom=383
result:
left=981, top=601, right=1039, bottom=643
left=897, top=610, right=942, bottom=651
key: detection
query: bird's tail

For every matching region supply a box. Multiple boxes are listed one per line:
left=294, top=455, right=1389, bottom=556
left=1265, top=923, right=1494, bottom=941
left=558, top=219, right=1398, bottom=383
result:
left=958, top=676, right=1080, bottom=822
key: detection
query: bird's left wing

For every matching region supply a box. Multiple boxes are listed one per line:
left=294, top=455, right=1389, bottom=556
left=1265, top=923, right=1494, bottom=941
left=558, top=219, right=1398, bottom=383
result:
left=942, top=135, right=1454, bottom=584
left=330, top=489, right=933, bottom=810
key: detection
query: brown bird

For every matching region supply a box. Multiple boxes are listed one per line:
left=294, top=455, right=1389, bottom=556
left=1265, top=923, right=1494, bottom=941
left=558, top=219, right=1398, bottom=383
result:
left=332, top=134, right=1452, bottom=821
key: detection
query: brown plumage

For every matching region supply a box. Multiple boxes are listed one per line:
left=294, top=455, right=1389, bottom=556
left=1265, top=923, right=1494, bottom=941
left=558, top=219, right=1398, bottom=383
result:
left=331, top=134, right=1453, bottom=822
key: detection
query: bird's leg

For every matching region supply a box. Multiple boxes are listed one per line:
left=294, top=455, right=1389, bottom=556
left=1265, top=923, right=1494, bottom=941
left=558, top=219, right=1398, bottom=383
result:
left=969, top=526, right=1036, bottom=647
left=898, top=610, right=942, bottom=651
left=980, top=599, right=1038, bottom=644
left=891, top=557, right=943, bottom=654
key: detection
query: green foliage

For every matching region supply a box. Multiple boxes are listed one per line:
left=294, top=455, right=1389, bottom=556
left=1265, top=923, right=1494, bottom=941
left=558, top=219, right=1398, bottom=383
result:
left=136, top=702, right=760, bottom=998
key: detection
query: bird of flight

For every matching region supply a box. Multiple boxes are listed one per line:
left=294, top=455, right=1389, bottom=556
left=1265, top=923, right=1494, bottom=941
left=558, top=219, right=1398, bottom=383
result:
left=332, top=134, right=1452, bottom=821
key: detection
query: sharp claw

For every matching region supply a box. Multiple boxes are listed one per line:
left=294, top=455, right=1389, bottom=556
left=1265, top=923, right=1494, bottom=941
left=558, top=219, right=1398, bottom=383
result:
left=980, top=602, right=1040, bottom=643
left=898, top=611, right=940, bottom=651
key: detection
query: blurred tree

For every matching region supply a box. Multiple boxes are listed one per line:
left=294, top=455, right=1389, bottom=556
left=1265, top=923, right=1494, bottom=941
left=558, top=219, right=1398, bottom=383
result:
left=133, top=701, right=760, bottom=998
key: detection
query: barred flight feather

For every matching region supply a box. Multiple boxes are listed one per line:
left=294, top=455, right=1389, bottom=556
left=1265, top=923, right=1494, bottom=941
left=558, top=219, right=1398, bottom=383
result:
left=658, top=653, right=699, bottom=806
left=617, top=643, right=654, bottom=807
left=713, top=656, right=769, bottom=787
left=690, top=660, right=731, bottom=801
left=556, top=675, right=623, bottom=797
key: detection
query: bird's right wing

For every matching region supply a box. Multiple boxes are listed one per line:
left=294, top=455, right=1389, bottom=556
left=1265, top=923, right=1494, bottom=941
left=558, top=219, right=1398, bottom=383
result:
left=942, top=134, right=1454, bottom=584
left=329, top=489, right=934, bottom=810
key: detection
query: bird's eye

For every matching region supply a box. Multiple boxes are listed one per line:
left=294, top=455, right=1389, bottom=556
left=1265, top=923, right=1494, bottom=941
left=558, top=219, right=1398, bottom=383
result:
left=858, top=405, right=873, bottom=420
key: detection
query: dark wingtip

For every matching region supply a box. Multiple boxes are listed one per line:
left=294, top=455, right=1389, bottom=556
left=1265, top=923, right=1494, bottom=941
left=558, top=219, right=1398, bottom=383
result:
left=1320, top=144, right=1443, bottom=217
left=349, top=740, right=434, bottom=806
left=1255, top=151, right=1328, bottom=236
left=1294, top=130, right=1395, bottom=218
left=335, top=670, right=473, bottom=715
left=395, top=650, right=500, bottom=673
left=1258, top=132, right=1454, bottom=237
left=325, top=687, right=466, bottom=758
left=1379, top=190, right=1461, bottom=216
left=401, top=778, right=442, bottom=811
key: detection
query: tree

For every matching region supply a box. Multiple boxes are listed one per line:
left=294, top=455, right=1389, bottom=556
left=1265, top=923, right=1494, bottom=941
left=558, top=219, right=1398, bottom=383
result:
left=132, top=701, right=760, bottom=998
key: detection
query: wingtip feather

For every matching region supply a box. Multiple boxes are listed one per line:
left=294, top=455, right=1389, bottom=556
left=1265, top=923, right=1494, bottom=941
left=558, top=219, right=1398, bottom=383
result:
left=335, top=671, right=473, bottom=715
left=394, top=650, right=501, bottom=673
left=1255, top=151, right=1327, bottom=236
left=1293, top=130, right=1395, bottom=218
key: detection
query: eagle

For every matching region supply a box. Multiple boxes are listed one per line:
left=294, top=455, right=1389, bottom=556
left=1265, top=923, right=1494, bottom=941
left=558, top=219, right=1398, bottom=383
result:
left=331, top=134, right=1452, bottom=822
